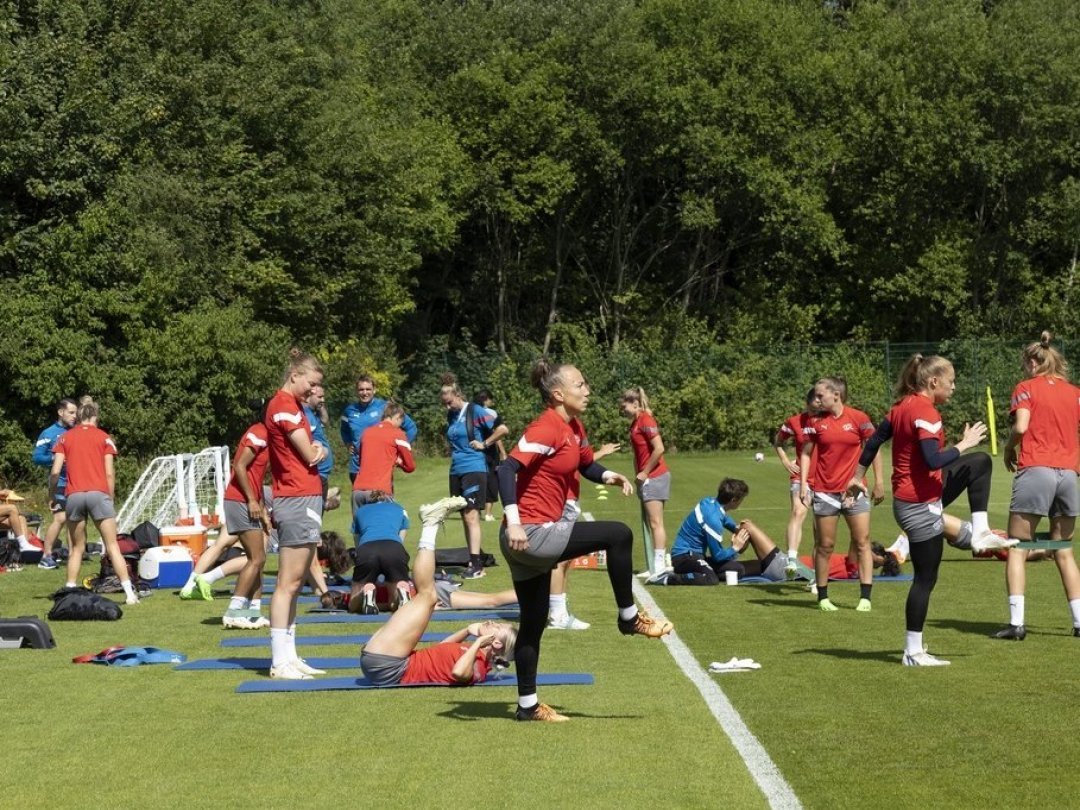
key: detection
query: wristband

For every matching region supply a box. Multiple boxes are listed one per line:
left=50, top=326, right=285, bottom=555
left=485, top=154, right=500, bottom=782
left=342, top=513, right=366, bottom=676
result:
left=504, top=505, right=521, bottom=525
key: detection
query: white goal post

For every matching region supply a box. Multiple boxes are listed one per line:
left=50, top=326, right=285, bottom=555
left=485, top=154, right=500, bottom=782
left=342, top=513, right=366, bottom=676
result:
left=116, top=446, right=230, bottom=534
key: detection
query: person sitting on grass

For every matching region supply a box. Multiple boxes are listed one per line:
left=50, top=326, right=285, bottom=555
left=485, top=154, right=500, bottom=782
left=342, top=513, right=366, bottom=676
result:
left=359, top=495, right=517, bottom=687
left=669, top=478, right=791, bottom=583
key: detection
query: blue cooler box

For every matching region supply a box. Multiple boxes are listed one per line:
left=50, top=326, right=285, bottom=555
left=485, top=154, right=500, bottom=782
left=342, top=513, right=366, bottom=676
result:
left=139, top=546, right=193, bottom=588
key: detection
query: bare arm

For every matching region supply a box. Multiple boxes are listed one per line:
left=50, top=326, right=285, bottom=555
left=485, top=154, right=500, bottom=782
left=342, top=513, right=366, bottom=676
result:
left=104, top=454, right=115, bottom=499
left=450, top=636, right=493, bottom=684
left=49, top=452, right=64, bottom=504
left=637, top=434, right=665, bottom=481
left=287, top=427, right=326, bottom=466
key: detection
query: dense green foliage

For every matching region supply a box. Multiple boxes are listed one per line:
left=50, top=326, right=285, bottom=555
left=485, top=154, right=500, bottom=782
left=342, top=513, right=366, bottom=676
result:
left=2, top=0, right=1079, bottom=480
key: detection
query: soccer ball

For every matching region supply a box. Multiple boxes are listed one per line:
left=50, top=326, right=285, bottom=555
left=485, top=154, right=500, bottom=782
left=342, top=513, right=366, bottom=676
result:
left=754, top=452, right=764, bottom=462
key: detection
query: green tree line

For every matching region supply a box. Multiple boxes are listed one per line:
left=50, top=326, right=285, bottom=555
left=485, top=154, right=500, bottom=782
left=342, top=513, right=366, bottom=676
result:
left=1, top=0, right=1077, bottom=482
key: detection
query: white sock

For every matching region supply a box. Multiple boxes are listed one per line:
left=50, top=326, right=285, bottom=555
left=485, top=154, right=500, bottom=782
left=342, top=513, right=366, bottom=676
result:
left=229, top=596, right=249, bottom=611
left=287, top=624, right=298, bottom=660
left=971, top=511, right=989, bottom=536
left=653, top=549, right=667, bottom=572
left=250, top=598, right=262, bottom=611
left=65, top=581, right=77, bottom=588
left=182, top=572, right=197, bottom=591
left=549, top=593, right=567, bottom=617
left=1068, top=598, right=1080, bottom=629
left=418, top=525, right=439, bottom=552
left=619, top=606, right=638, bottom=622
left=17, top=535, right=35, bottom=551
left=905, top=631, right=923, bottom=655
left=203, top=567, right=226, bottom=584
left=122, top=580, right=136, bottom=599
left=1009, top=595, right=1025, bottom=626
left=518, top=693, right=538, bottom=710
left=270, top=628, right=291, bottom=667
left=786, top=548, right=799, bottom=561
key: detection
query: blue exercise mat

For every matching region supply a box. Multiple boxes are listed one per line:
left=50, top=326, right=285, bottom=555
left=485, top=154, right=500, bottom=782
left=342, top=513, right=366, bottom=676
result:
left=177, top=656, right=361, bottom=671
left=296, top=610, right=518, bottom=625
left=724, top=574, right=912, bottom=585
left=220, top=632, right=451, bottom=648
left=236, top=672, right=594, bottom=693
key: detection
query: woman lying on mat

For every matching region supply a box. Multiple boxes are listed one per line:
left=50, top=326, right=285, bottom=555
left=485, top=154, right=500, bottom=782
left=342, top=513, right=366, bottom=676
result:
left=320, top=576, right=518, bottom=612
left=797, top=544, right=903, bottom=580
left=359, top=496, right=517, bottom=686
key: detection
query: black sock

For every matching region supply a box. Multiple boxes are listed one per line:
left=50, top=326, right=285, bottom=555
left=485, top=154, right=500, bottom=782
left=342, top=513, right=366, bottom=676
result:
left=860, top=583, right=872, bottom=601
left=818, top=585, right=829, bottom=602
left=470, top=553, right=482, bottom=567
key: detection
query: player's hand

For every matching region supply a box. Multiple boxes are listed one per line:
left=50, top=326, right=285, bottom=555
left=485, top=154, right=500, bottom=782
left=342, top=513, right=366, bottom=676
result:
left=476, top=633, right=496, bottom=649
left=1003, top=444, right=1018, bottom=473
left=609, top=473, right=634, bottom=497
left=958, top=421, right=988, bottom=451
left=783, top=460, right=800, bottom=477
left=844, top=477, right=867, bottom=502
left=799, top=486, right=812, bottom=507
left=598, top=442, right=621, bottom=456
left=871, top=482, right=885, bottom=506
left=469, top=439, right=485, bottom=451
left=732, top=527, right=750, bottom=552
left=507, top=524, right=529, bottom=552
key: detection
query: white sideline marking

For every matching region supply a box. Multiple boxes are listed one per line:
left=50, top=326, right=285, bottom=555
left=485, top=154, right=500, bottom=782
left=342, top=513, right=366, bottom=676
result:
left=633, top=580, right=802, bottom=810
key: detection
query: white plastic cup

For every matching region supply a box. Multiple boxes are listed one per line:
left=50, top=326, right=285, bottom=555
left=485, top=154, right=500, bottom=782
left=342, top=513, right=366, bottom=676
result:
left=725, top=570, right=738, bottom=586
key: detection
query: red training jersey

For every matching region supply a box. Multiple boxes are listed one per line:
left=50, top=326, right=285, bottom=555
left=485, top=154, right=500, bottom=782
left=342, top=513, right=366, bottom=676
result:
left=778, top=412, right=815, bottom=485
left=806, top=406, right=874, bottom=492
left=401, top=641, right=491, bottom=685
left=264, top=389, right=322, bottom=497
left=224, top=423, right=269, bottom=503
left=629, top=412, right=668, bottom=478
left=54, top=424, right=117, bottom=495
left=353, top=421, right=416, bottom=493
left=509, top=408, right=593, bottom=524
left=1011, top=376, right=1080, bottom=472
left=887, top=394, right=944, bottom=503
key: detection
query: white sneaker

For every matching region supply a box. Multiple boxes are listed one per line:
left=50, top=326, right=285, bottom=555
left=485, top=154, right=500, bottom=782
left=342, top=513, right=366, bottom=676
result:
left=484, top=514, right=496, bottom=522
left=125, top=594, right=141, bottom=605
left=902, top=649, right=950, bottom=667
left=419, top=496, right=468, bottom=527
left=223, top=614, right=260, bottom=630
left=548, top=613, right=590, bottom=630
left=270, top=661, right=312, bottom=680
left=635, top=569, right=653, bottom=579
left=293, top=658, right=326, bottom=676
left=970, top=531, right=1019, bottom=552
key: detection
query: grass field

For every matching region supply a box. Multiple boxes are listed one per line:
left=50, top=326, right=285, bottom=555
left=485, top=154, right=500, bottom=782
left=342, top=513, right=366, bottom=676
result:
left=3, top=451, right=1079, bottom=808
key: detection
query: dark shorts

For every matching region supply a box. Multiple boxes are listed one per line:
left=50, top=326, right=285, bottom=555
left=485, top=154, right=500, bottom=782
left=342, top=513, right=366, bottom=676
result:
left=352, top=540, right=410, bottom=585
left=485, top=469, right=499, bottom=504
left=449, top=472, right=487, bottom=511
left=359, top=648, right=408, bottom=686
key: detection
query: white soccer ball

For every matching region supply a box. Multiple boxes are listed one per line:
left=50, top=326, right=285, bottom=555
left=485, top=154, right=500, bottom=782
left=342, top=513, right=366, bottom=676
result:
left=754, top=452, right=764, bottom=462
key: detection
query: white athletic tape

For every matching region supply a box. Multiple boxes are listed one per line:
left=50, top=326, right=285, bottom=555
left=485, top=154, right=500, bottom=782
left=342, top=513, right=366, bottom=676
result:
left=632, top=579, right=802, bottom=809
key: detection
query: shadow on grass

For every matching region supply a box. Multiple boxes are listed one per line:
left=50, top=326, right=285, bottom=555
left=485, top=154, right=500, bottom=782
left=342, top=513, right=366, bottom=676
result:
left=793, top=647, right=899, bottom=664
left=745, top=598, right=820, bottom=610
left=436, top=702, right=644, bottom=722
left=927, top=617, right=1003, bottom=636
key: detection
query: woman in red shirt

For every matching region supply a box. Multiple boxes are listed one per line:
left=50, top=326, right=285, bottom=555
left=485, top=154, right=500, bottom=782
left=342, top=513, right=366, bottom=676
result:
left=498, top=359, right=673, bottom=723
left=849, top=353, right=1013, bottom=666
left=49, top=399, right=139, bottom=603
left=773, top=388, right=819, bottom=575
left=620, top=387, right=670, bottom=576
left=799, top=377, right=884, bottom=611
left=352, top=400, right=416, bottom=509
left=263, top=349, right=330, bottom=680
left=994, top=333, right=1080, bottom=640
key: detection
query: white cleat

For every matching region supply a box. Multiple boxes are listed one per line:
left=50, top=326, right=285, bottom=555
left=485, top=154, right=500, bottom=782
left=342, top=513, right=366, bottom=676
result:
left=419, top=496, right=468, bottom=527
left=970, top=531, right=1019, bottom=552
left=270, top=662, right=312, bottom=680
left=902, top=649, right=951, bottom=667
left=293, top=658, right=326, bottom=676
left=548, top=613, right=590, bottom=630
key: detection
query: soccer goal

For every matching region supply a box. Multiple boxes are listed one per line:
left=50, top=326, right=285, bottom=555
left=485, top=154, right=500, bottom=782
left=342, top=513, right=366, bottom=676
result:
left=116, top=446, right=230, bottom=533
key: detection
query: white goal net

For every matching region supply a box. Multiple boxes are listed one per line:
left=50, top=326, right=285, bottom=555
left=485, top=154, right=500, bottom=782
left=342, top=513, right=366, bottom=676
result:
left=116, top=446, right=230, bottom=533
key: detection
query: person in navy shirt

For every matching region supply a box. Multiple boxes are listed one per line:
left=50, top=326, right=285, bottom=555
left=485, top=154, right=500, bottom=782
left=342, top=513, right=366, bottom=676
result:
left=349, top=492, right=412, bottom=615
left=32, top=398, right=78, bottom=569
left=340, top=375, right=417, bottom=483
left=440, top=373, right=509, bottom=579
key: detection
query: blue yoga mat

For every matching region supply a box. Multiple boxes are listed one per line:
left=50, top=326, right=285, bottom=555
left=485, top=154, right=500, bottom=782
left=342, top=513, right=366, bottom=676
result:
left=177, top=656, right=360, bottom=671
left=296, top=610, right=518, bottom=625
left=236, top=672, right=594, bottom=693
left=731, top=573, right=913, bottom=585
left=220, top=632, right=451, bottom=648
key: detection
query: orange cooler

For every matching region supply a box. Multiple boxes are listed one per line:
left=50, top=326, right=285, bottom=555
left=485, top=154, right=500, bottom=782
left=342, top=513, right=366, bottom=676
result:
left=159, top=525, right=209, bottom=558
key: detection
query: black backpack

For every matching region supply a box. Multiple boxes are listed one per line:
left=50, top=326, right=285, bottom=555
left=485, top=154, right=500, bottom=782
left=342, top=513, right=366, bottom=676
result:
left=48, top=587, right=123, bottom=621
left=90, top=537, right=148, bottom=594
left=131, top=521, right=160, bottom=550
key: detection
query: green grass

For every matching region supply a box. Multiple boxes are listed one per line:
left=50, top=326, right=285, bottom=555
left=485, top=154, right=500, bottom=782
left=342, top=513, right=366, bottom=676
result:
left=3, top=451, right=1079, bottom=808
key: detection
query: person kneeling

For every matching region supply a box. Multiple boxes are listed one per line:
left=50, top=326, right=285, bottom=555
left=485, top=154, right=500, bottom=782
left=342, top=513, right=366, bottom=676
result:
left=348, top=492, right=414, bottom=615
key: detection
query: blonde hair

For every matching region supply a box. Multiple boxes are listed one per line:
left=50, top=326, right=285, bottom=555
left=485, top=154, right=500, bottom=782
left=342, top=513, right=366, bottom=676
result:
left=621, top=386, right=652, bottom=414
left=492, top=623, right=517, bottom=667
left=1023, top=331, right=1068, bottom=379
left=894, top=354, right=953, bottom=401
left=530, top=357, right=574, bottom=404
left=438, top=372, right=462, bottom=398
left=282, top=348, right=322, bottom=384
left=77, top=398, right=99, bottom=423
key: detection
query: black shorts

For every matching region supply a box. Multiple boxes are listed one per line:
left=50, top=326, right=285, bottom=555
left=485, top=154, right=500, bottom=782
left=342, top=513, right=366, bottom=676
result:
left=449, top=471, right=487, bottom=511
left=352, top=540, right=410, bottom=585
left=485, top=468, right=499, bottom=504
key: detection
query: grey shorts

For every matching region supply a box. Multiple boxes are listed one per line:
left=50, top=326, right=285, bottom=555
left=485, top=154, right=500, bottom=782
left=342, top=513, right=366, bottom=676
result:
left=499, top=520, right=574, bottom=581
left=893, top=499, right=945, bottom=544
left=351, top=490, right=379, bottom=511
left=224, top=499, right=262, bottom=534
left=435, top=579, right=460, bottom=609
left=639, top=471, right=671, bottom=503
left=812, top=491, right=870, bottom=518
left=761, top=551, right=790, bottom=582
left=65, top=491, right=115, bottom=522
left=273, top=495, right=323, bottom=547
left=1010, top=467, right=1080, bottom=518
left=359, top=648, right=408, bottom=686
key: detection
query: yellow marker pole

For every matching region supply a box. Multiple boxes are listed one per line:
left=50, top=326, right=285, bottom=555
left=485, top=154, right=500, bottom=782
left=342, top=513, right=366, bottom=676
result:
left=986, top=385, right=998, bottom=456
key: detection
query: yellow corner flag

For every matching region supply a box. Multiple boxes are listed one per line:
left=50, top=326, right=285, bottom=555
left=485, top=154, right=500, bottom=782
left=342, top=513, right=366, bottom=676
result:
left=986, top=386, right=998, bottom=456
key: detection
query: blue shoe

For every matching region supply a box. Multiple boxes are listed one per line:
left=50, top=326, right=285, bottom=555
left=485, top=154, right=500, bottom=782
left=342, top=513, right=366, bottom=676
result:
left=37, top=555, right=58, bottom=570
left=462, top=562, right=486, bottom=580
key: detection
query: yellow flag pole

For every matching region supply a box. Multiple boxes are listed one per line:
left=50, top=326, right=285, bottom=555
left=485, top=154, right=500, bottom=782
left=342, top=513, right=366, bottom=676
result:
left=986, top=385, right=998, bottom=456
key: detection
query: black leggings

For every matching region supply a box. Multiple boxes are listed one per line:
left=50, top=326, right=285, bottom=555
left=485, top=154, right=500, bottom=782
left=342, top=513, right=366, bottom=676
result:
left=905, top=452, right=992, bottom=633
left=511, top=520, right=634, bottom=698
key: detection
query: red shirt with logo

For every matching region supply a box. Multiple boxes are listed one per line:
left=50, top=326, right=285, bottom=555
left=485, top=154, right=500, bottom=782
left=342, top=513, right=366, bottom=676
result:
left=629, top=412, right=668, bottom=478
left=887, top=394, right=944, bottom=503
left=264, top=389, right=322, bottom=497
left=779, top=412, right=815, bottom=485
left=54, top=424, right=117, bottom=495
left=509, top=408, right=594, bottom=524
left=224, top=423, right=269, bottom=503
left=805, top=406, right=875, bottom=492
left=353, top=421, right=416, bottom=493
left=1011, top=376, right=1080, bottom=472
left=401, top=641, right=491, bottom=685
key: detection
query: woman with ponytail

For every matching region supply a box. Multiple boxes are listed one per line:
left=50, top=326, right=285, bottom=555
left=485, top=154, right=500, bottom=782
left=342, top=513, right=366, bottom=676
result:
left=993, top=332, right=1080, bottom=641
left=498, top=359, right=673, bottom=722
left=620, top=387, right=671, bottom=576
left=847, top=354, right=1014, bottom=666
